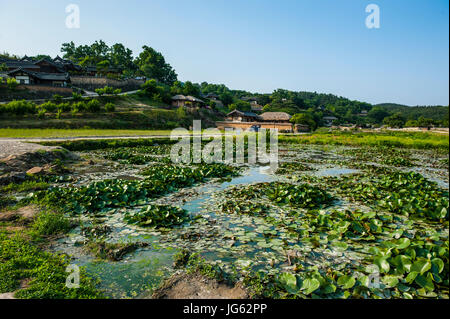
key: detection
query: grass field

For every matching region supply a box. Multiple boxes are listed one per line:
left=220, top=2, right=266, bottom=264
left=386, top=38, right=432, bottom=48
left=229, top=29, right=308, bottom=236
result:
left=279, top=130, right=449, bottom=150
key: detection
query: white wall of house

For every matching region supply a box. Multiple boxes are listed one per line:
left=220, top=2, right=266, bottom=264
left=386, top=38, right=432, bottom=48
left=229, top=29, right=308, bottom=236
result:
left=15, top=75, right=30, bottom=84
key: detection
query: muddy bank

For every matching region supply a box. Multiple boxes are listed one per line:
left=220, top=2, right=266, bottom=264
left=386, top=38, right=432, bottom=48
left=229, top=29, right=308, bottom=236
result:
left=151, top=272, right=248, bottom=299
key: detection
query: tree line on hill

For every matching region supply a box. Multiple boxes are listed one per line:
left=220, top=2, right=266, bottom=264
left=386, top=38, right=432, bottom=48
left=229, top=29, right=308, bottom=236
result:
left=1, top=40, right=448, bottom=128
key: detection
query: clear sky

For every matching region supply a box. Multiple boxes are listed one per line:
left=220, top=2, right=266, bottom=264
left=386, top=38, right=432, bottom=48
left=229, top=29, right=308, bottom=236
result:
left=0, top=0, right=448, bottom=106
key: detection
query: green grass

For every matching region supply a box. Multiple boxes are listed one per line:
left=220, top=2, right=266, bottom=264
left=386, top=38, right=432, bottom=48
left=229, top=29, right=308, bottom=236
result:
left=30, top=211, right=72, bottom=239
left=0, top=232, right=103, bottom=298
left=0, top=128, right=174, bottom=138
left=280, top=130, right=449, bottom=150
left=0, top=180, right=50, bottom=193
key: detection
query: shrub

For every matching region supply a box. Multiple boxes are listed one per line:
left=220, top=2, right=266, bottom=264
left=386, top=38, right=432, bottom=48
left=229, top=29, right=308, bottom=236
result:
left=87, top=99, right=101, bottom=112
left=113, top=89, right=122, bottom=95
left=39, top=101, right=57, bottom=113
left=95, top=86, right=115, bottom=96
left=56, top=102, right=71, bottom=112
left=6, top=78, right=18, bottom=90
left=71, top=101, right=87, bottom=113
left=51, top=94, right=63, bottom=104
left=0, top=100, right=36, bottom=115
left=72, top=92, right=83, bottom=101
left=31, top=211, right=72, bottom=238
left=37, top=109, right=46, bottom=119
left=105, top=103, right=115, bottom=112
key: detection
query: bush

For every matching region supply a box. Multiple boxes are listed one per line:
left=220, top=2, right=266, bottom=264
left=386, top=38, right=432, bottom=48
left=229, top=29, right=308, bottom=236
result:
left=39, top=101, right=57, bottom=113
left=141, top=79, right=171, bottom=103
left=37, top=109, right=46, bottom=119
left=56, top=102, right=71, bottom=113
left=0, top=100, right=36, bottom=115
left=72, top=92, right=83, bottom=101
left=87, top=99, right=101, bottom=112
left=105, top=103, right=115, bottom=112
left=31, top=211, right=72, bottom=238
left=6, top=78, right=18, bottom=90
left=51, top=94, right=63, bottom=104
left=71, top=101, right=87, bottom=113
left=95, top=86, right=115, bottom=96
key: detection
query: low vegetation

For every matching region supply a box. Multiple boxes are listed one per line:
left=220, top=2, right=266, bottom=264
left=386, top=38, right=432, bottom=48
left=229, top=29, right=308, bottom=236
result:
left=124, top=205, right=189, bottom=228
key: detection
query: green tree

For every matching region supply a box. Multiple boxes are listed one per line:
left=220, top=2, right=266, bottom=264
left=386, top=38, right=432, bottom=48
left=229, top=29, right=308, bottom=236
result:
left=291, top=113, right=317, bottom=130
left=416, top=116, right=434, bottom=128
left=405, top=119, right=418, bottom=127
left=383, top=112, right=406, bottom=128
left=109, top=43, right=134, bottom=71
left=135, top=46, right=177, bottom=85
left=96, top=60, right=110, bottom=75
left=367, top=107, right=390, bottom=123
left=183, top=81, right=200, bottom=97
left=219, top=92, right=233, bottom=107
left=141, top=79, right=159, bottom=96
left=228, top=100, right=251, bottom=112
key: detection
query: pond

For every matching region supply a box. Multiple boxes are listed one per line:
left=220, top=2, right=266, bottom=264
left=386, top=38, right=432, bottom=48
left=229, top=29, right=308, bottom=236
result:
left=39, top=143, right=449, bottom=299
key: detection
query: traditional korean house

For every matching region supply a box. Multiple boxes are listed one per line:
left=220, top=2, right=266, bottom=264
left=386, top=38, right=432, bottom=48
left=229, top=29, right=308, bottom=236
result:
left=171, top=95, right=205, bottom=108
left=205, top=93, right=220, bottom=100
left=260, top=112, right=292, bottom=123
left=323, top=116, right=338, bottom=127
left=0, top=58, right=40, bottom=72
left=53, top=56, right=82, bottom=72
left=6, top=67, right=70, bottom=86
left=32, top=58, right=66, bottom=73
left=217, top=110, right=294, bottom=132
left=226, top=109, right=261, bottom=122
left=1, top=57, right=72, bottom=86
left=294, top=124, right=311, bottom=132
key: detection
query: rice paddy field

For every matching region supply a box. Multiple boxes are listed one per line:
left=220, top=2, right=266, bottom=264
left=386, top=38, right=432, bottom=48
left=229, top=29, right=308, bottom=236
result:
left=0, top=131, right=448, bottom=299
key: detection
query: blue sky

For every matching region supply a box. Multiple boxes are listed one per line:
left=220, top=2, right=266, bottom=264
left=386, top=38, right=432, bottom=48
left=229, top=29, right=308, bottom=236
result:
left=0, top=0, right=448, bottom=105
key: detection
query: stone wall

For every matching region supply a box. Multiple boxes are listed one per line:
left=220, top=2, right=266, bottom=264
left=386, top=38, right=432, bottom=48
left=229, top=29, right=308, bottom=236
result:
left=0, top=85, right=73, bottom=101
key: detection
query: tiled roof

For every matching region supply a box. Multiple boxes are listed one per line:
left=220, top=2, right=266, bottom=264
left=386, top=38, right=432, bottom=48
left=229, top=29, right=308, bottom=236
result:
left=7, top=67, right=70, bottom=81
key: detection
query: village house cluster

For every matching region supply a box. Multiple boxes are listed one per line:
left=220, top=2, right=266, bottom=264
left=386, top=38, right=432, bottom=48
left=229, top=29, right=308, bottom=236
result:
left=216, top=109, right=307, bottom=133
left=0, top=56, right=123, bottom=87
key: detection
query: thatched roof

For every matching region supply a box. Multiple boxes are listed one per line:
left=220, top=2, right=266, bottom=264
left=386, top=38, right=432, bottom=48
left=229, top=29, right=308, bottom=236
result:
left=260, top=112, right=291, bottom=121
left=171, top=95, right=204, bottom=103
